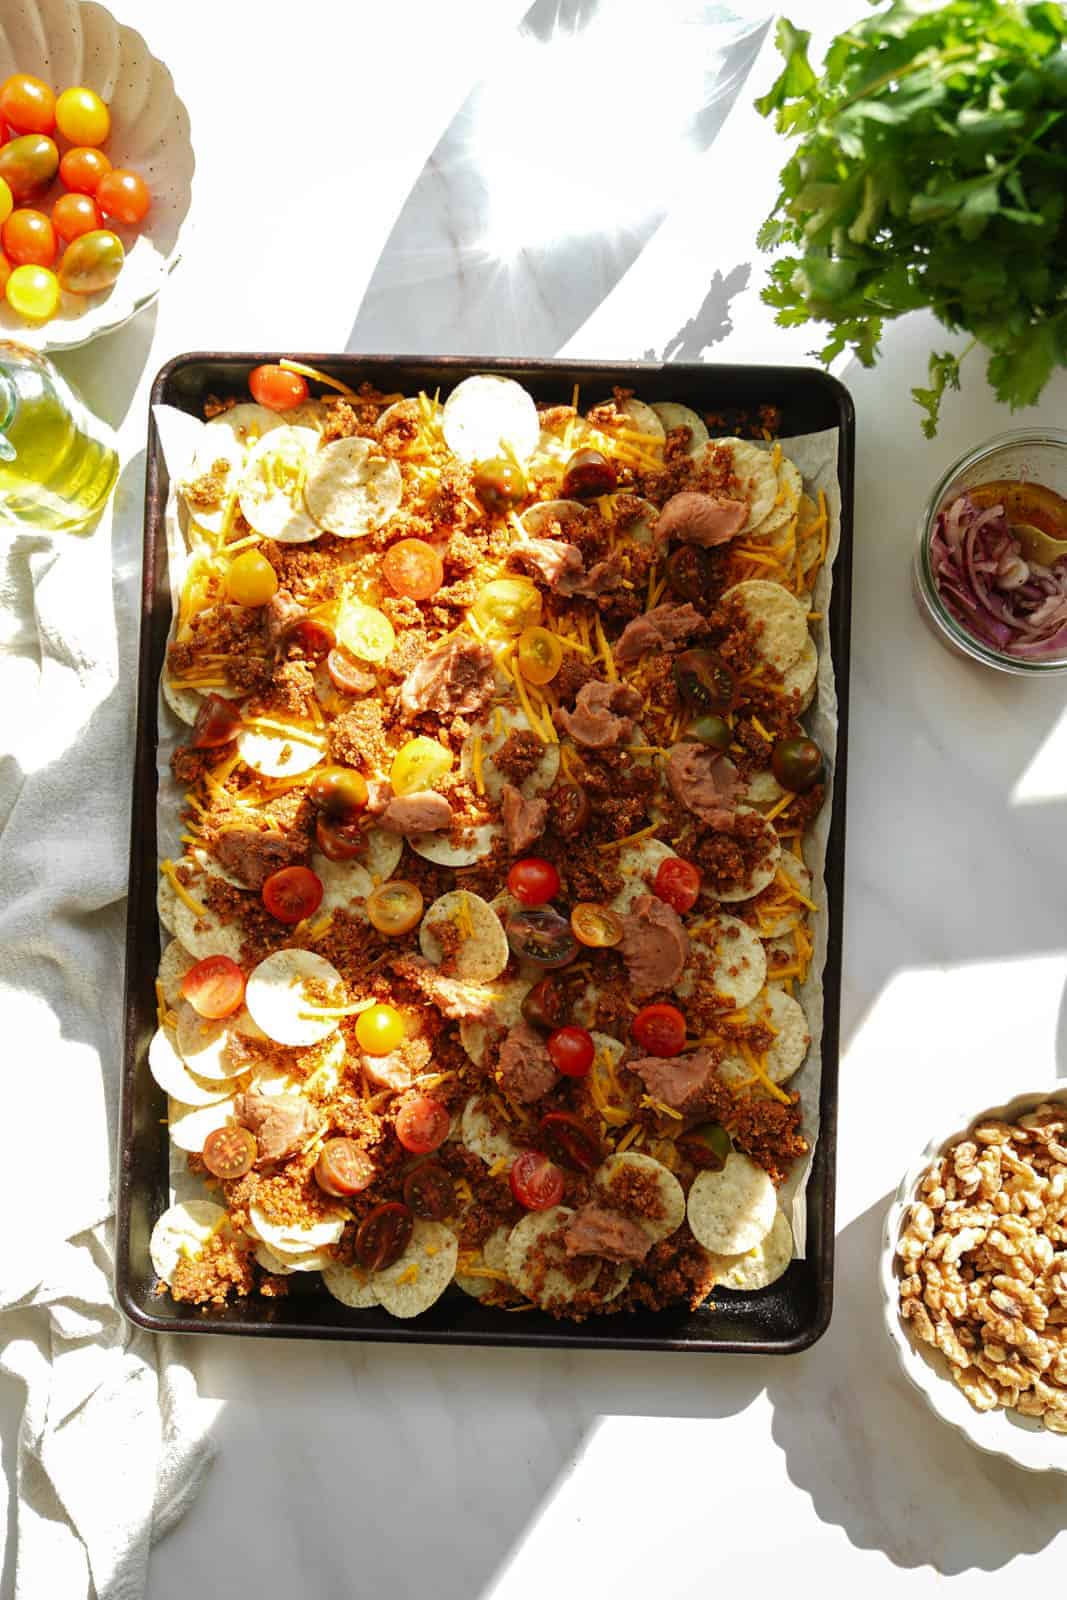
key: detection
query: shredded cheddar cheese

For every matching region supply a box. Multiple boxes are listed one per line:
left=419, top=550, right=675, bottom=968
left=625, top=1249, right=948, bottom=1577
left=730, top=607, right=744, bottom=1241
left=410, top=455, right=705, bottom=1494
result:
left=471, top=734, right=485, bottom=795
left=159, top=859, right=208, bottom=919
left=596, top=821, right=659, bottom=852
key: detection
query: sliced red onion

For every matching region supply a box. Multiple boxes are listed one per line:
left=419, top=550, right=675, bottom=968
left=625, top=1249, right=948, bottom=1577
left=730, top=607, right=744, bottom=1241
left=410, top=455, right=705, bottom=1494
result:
left=931, top=494, right=1067, bottom=659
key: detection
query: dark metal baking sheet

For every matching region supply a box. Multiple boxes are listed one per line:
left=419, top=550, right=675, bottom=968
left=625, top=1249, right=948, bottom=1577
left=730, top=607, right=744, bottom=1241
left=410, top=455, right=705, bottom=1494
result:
left=117, top=354, right=854, bottom=1352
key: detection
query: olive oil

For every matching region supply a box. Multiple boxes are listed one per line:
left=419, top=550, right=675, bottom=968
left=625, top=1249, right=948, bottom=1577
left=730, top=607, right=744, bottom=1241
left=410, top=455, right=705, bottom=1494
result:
left=0, top=341, right=118, bottom=533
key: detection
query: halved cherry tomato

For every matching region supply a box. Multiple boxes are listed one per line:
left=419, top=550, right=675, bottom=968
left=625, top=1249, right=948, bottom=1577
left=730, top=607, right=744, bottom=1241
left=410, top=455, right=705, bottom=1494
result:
left=391, top=736, right=452, bottom=796
left=248, top=363, right=308, bottom=411
left=509, top=1149, right=564, bottom=1211
left=654, top=857, right=702, bottom=914
left=507, top=856, right=560, bottom=906
left=309, top=765, right=368, bottom=823
left=54, top=86, right=110, bottom=146
left=561, top=448, right=617, bottom=499
left=366, top=879, right=424, bottom=936
left=315, top=1138, right=375, bottom=1197
left=521, top=975, right=569, bottom=1031
left=516, top=625, right=562, bottom=686
left=180, top=954, right=245, bottom=1020
left=667, top=544, right=712, bottom=602
left=506, top=907, right=578, bottom=968
left=470, top=576, right=541, bottom=635
left=95, top=168, right=151, bottom=226
left=395, top=1095, right=450, bottom=1154
left=202, top=1124, right=256, bottom=1180
left=2, top=208, right=55, bottom=267
left=355, top=1003, right=405, bottom=1057
left=382, top=538, right=444, bottom=601
left=631, top=1002, right=687, bottom=1057
left=261, top=865, right=323, bottom=925
left=403, top=1161, right=455, bottom=1219
left=553, top=783, right=590, bottom=837
left=570, top=902, right=623, bottom=948
left=0, top=75, right=55, bottom=136
left=547, top=1025, right=594, bottom=1078
left=191, top=692, right=241, bottom=749
left=279, top=617, right=335, bottom=659
left=326, top=647, right=374, bottom=695
left=314, top=814, right=367, bottom=862
left=355, top=1202, right=413, bottom=1271
left=59, top=146, right=111, bottom=195
left=674, top=648, right=736, bottom=716
left=539, top=1111, right=602, bottom=1173
left=52, top=192, right=100, bottom=243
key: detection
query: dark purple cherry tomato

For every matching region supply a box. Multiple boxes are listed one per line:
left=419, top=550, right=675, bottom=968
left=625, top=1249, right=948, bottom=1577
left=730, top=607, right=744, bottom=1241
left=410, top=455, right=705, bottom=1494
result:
left=355, top=1202, right=414, bottom=1271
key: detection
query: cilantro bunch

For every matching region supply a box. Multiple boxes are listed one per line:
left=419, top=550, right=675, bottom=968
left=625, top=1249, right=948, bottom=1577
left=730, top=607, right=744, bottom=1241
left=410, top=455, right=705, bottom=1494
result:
left=755, top=2, right=1067, bottom=435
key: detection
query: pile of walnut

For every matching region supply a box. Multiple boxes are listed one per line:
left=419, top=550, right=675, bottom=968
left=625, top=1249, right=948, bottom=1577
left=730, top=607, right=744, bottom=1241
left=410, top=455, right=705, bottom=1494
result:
left=897, top=1102, right=1067, bottom=1432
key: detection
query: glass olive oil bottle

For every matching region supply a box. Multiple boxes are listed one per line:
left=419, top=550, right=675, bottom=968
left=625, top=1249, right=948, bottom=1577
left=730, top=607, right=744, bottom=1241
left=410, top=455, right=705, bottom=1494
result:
left=0, top=341, right=118, bottom=533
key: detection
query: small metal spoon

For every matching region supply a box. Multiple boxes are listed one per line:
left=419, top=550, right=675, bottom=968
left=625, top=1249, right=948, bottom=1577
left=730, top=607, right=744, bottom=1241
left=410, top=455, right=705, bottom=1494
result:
left=1013, top=521, right=1067, bottom=566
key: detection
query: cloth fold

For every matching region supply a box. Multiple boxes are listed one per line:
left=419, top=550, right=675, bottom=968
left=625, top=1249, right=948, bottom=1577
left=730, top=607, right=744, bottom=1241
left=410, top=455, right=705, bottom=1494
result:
left=0, top=507, right=216, bottom=1600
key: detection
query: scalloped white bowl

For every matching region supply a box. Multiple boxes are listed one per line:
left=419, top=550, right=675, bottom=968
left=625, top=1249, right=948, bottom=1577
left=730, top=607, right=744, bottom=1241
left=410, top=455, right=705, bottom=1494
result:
left=0, top=0, right=193, bottom=351
left=880, top=1084, right=1067, bottom=1474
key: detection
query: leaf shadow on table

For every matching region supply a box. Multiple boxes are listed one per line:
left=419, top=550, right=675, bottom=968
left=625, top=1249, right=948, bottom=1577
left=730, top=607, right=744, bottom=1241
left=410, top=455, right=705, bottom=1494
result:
left=767, top=1195, right=1066, bottom=1573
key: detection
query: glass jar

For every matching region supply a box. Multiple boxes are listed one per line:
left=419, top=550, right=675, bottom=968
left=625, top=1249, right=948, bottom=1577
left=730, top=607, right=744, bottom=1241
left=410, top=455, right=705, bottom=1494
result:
left=0, top=340, right=119, bottom=533
left=913, top=427, right=1067, bottom=677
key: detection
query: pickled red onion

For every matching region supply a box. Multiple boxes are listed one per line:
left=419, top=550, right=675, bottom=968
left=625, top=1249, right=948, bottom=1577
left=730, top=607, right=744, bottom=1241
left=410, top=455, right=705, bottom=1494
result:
left=929, top=495, right=1067, bottom=659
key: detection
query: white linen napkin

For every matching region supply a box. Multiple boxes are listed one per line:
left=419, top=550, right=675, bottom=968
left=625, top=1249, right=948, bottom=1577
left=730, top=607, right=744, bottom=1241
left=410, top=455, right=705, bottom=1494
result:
left=0, top=503, right=217, bottom=1599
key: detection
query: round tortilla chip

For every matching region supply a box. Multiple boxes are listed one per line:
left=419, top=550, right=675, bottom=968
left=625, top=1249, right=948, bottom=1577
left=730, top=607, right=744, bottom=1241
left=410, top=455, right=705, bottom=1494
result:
left=160, top=674, right=202, bottom=727
left=759, top=988, right=811, bottom=1082
left=781, top=635, right=818, bottom=710
left=409, top=819, right=503, bottom=868
left=460, top=1095, right=519, bottom=1168
left=756, top=851, right=812, bottom=940
left=721, top=579, right=809, bottom=672
left=238, top=425, right=320, bottom=543
left=442, top=374, right=540, bottom=465
left=749, top=455, right=802, bottom=541
left=253, top=1241, right=336, bottom=1275
left=244, top=949, right=344, bottom=1047
left=714, top=810, right=782, bottom=903
left=609, top=838, right=678, bottom=915
left=180, top=429, right=245, bottom=537
left=519, top=498, right=587, bottom=538
left=166, top=1094, right=236, bottom=1153
left=602, top=493, right=659, bottom=545
left=595, top=1152, right=684, bottom=1243
left=303, top=436, right=403, bottom=538
left=248, top=1202, right=345, bottom=1255
left=311, top=851, right=373, bottom=917
left=205, top=402, right=286, bottom=452
left=710, top=1208, right=794, bottom=1292
left=149, top=1025, right=234, bottom=1106
left=321, top=1259, right=381, bottom=1308
left=651, top=402, right=708, bottom=457
left=455, top=1225, right=512, bottom=1298
left=376, top=1220, right=458, bottom=1318
left=687, top=1153, right=777, bottom=1255
left=236, top=724, right=325, bottom=778
left=460, top=705, right=560, bottom=801
left=459, top=975, right=532, bottom=1067
left=746, top=767, right=784, bottom=808
left=712, top=439, right=779, bottom=532
left=149, top=1199, right=230, bottom=1284
left=175, top=999, right=261, bottom=1079
left=157, top=940, right=196, bottom=1009
left=506, top=1207, right=599, bottom=1306
left=591, top=395, right=665, bottom=445
left=157, top=869, right=245, bottom=963
left=419, top=891, right=509, bottom=981
left=679, top=918, right=766, bottom=1009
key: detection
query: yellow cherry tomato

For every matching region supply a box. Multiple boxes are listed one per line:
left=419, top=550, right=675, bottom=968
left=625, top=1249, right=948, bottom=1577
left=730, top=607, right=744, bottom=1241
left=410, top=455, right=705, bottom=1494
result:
left=5, top=263, right=59, bottom=321
left=337, top=600, right=395, bottom=663
left=55, top=86, right=110, bottom=147
left=390, top=736, right=452, bottom=796
left=470, top=576, right=542, bottom=635
left=366, top=880, right=424, bottom=937
left=0, top=179, right=12, bottom=228
left=517, top=625, right=562, bottom=685
left=355, top=1002, right=405, bottom=1056
left=226, top=548, right=278, bottom=606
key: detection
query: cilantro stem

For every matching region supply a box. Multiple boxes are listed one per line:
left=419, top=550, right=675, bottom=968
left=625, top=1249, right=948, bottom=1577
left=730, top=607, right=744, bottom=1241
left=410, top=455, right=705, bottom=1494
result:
left=829, top=43, right=977, bottom=119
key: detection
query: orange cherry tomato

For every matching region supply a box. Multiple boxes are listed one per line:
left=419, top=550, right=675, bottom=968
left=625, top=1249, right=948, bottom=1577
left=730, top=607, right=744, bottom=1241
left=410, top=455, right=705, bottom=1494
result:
left=547, top=1025, right=594, bottom=1078
left=509, top=1150, right=564, bottom=1211
left=58, top=146, right=111, bottom=195
left=180, top=955, right=246, bottom=1020
left=381, top=538, right=444, bottom=601
left=0, top=252, right=10, bottom=297
left=315, top=1138, right=375, bottom=1197
left=507, top=856, right=560, bottom=907
left=261, top=865, right=323, bottom=925
left=191, top=692, right=241, bottom=749
left=95, top=168, right=151, bottom=226
left=248, top=364, right=308, bottom=411
left=654, top=857, right=702, bottom=914
left=0, top=74, right=55, bottom=135
left=52, top=191, right=100, bottom=243
left=365, top=879, right=424, bottom=937
left=202, top=1125, right=257, bottom=1180
left=2, top=208, right=55, bottom=267
left=395, top=1095, right=450, bottom=1154
left=355, top=1202, right=413, bottom=1270
left=631, top=1002, right=687, bottom=1057
left=569, top=902, right=624, bottom=948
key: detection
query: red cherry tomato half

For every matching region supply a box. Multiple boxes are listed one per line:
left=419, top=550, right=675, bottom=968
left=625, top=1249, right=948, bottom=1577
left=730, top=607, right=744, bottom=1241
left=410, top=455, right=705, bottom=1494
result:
left=507, top=856, right=560, bottom=907
left=201, top=1124, right=256, bottom=1180
left=654, top=857, right=702, bottom=914
left=248, top=364, right=308, bottom=411
left=180, top=955, right=245, bottom=1020
left=395, top=1095, right=450, bottom=1155
left=547, top=1025, right=595, bottom=1078
left=59, top=146, right=111, bottom=195
left=280, top=617, right=335, bottom=659
left=382, top=538, right=445, bottom=601
left=190, top=692, right=241, bottom=749
left=539, top=1110, right=602, bottom=1173
left=261, top=865, right=323, bottom=925
left=355, top=1202, right=413, bottom=1271
left=631, top=1002, right=687, bottom=1057
left=2, top=208, right=55, bottom=267
left=0, top=74, right=55, bottom=136
left=315, top=1138, right=375, bottom=1198
left=314, top=814, right=368, bottom=862
left=509, top=1149, right=565, bottom=1211
left=402, top=1161, right=455, bottom=1220
left=95, top=168, right=151, bottom=226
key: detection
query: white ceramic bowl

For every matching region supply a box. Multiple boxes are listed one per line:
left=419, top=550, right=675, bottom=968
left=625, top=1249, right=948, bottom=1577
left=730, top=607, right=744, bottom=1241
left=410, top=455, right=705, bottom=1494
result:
left=880, top=1085, right=1067, bottom=1474
left=0, top=0, right=193, bottom=351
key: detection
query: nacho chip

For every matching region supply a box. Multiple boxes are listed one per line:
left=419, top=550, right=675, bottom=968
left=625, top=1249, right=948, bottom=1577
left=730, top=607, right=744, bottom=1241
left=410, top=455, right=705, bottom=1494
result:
left=595, top=1152, right=684, bottom=1243
left=166, top=1094, right=237, bottom=1154
left=419, top=890, right=509, bottom=981
left=157, top=940, right=196, bottom=1010
left=687, top=1153, right=777, bottom=1255
left=149, top=1199, right=230, bottom=1284
left=442, top=374, right=540, bottom=465
left=303, top=437, right=403, bottom=538
left=376, top=1220, right=458, bottom=1317
left=460, top=705, right=560, bottom=801
left=238, top=425, right=320, bottom=543
left=680, top=917, right=766, bottom=1009
left=709, top=1208, right=793, bottom=1292
left=461, top=1094, right=519, bottom=1168
left=455, top=1225, right=512, bottom=1298
left=713, top=810, right=782, bottom=903
left=149, top=1025, right=234, bottom=1106
left=651, top=402, right=708, bottom=457
left=722, top=578, right=809, bottom=672
left=409, top=819, right=503, bottom=868
left=248, top=1202, right=346, bottom=1255
left=321, top=1259, right=381, bottom=1308
left=244, top=949, right=344, bottom=1047
left=236, top=724, right=325, bottom=779
left=505, top=1207, right=599, bottom=1306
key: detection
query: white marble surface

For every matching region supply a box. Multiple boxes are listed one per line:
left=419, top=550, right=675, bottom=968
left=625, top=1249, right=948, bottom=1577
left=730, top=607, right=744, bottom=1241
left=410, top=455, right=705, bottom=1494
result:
left=5, top=0, right=1067, bottom=1593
